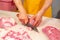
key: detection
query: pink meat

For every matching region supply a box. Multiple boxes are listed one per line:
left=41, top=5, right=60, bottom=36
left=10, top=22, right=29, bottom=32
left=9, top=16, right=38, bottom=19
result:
left=42, top=26, right=60, bottom=40
left=0, top=0, right=17, bottom=11
left=0, top=0, right=12, bottom=2
left=0, top=17, right=17, bottom=29
left=2, top=28, right=32, bottom=40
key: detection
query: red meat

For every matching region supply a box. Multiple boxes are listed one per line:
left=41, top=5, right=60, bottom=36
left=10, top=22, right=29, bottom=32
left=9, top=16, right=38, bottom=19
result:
left=42, top=26, right=60, bottom=40
left=0, top=0, right=17, bottom=11
left=0, top=17, right=17, bottom=29
left=2, top=29, right=32, bottom=40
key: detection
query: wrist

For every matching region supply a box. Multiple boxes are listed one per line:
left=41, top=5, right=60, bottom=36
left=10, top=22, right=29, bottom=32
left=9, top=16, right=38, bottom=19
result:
left=37, top=10, right=44, bottom=17
left=19, top=10, right=27, bottom=14
left=18, top=7, right=27, bottom=14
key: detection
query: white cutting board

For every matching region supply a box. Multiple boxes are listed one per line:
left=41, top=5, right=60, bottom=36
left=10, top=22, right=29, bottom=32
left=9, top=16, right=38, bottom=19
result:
left=0, top=10, right=60, bottom=40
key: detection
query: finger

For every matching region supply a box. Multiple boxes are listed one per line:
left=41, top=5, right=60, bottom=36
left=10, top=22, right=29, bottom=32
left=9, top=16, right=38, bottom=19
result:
left=20, top=18, right=28, bottom=24
left=33, top=19, right=38, bottom=26
left=30, top=16, right=35, bottom=20
left=16, top=14, right=19, bottom=17
left=16, top=14, right=21, bottom=19
left=29, top=16, right=35, bottom=24
left=16, top=13, right=20, bottom=17
left=19, top=19, right=25, bottom=24
left=25, top=18, right=28, bottom=24
left=35, top=20, right=41, bottom=27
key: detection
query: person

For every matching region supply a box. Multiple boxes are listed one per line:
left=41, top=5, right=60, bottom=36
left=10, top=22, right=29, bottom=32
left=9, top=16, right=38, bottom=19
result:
left=13, top=0, right=52, bottom=27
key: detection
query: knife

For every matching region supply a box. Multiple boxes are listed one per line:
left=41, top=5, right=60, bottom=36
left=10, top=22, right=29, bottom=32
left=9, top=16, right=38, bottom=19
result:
left=26, top=23, right=39, bottom=32
left=25, top=23, right=38, bottom=32
left=21, top=16, right=39, bottom=32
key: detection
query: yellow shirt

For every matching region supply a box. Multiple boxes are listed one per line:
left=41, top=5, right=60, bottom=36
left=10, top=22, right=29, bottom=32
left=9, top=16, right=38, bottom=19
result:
left=23, top=0, right=52, bottom=18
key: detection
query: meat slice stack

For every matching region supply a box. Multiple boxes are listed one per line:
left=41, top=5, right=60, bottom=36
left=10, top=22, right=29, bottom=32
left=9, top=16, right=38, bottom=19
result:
left=2, top=28, right=32, bottom=40
left=0, top=17, right=32, bottom=40
left=42, top=26, right=60, bottom=40
left=0, top=17, right=17, bottom=29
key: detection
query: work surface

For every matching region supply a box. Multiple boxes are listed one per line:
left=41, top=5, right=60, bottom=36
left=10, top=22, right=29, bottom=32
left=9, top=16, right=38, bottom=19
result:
left=0, top=10, right=60, bottom=40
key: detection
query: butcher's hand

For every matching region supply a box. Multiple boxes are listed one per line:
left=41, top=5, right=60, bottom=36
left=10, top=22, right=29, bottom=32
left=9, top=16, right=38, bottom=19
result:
left=30, top=14, right=42, bottom=27
left=17, top=13, right=28, bottom=24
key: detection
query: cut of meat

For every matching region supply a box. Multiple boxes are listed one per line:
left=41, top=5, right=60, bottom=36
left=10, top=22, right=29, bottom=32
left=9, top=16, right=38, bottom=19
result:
left=42, top=26, right=60, bottom=40
left=0, top=0, right=12, bottom=2
left=0, top=0, right=17, bottom=11
left=0, top=17, right=17, bottom=29
left=0, top=17, right=32, bottom=40
left=2, top=30, right=32, bottom=40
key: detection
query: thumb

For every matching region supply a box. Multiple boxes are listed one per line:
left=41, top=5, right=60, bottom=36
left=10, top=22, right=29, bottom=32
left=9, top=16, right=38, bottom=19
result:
left=29, top=17, right=35, bottom=25
left=25, top=18, right=28, bottom=24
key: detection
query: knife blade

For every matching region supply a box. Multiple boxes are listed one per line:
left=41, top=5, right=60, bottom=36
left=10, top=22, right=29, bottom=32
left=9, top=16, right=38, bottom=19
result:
left=25, top=23, right=39, bottom=32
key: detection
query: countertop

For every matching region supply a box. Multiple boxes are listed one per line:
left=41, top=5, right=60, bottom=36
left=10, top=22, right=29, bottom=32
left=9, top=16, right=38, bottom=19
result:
left=0, top=10, right=60, bottom=40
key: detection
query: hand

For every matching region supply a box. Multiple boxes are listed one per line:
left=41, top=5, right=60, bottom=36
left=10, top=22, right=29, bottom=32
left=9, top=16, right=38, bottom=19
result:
left=29, top=10, right=45, bottom=27
left=29, top=14, right=42, bottom=27
left=17, top=13, right=28, bottom=24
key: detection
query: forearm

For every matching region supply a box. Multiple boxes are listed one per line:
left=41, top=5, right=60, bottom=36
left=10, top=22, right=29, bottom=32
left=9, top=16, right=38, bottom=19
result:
left=13, top=0, right=26, bottom=14
left=38, top=0, right=52, bottom=16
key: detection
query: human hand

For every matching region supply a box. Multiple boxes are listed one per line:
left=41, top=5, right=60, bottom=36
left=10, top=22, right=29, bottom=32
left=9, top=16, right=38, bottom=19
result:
left=29, top=14, right=42, bottom=27
left=17, top=13, right=28, bottom=24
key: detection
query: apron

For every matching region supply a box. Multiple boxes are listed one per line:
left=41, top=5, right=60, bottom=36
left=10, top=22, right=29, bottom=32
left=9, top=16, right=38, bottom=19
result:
left=23, top=0, right=52, bottom=18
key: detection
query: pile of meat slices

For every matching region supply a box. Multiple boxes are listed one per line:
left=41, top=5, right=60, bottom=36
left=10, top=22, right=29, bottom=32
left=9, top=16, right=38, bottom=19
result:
left=2, top=29, right=32, bottom=40
left=0, top=17, right=17, bottom=28
left=0, top=17, right=32, bottom=40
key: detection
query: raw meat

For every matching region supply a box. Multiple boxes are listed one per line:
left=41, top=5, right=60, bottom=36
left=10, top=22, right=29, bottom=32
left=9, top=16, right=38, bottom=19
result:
left=0, top=17, right=17, bottom=29
left=0, top=0, right=12, bottom=2
left=0, top=0, right=17, bottom=11
left=2, top=28, right=32, bottom=40
left=42, top=26, right=60, bottom=40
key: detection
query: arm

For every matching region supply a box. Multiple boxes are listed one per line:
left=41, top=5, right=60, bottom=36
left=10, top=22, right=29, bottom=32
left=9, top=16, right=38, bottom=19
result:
left=13, top=0, right=27, bottom=14
left=31, top=0, right=52, bottom=27
left=37, top=0, right=52, bottom=17
left=13, top=0, right=28, bottom=24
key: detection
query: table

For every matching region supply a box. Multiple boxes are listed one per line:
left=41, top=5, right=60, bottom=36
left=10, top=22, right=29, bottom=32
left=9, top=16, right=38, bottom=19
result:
left=0, top=10, right=60, bottom=40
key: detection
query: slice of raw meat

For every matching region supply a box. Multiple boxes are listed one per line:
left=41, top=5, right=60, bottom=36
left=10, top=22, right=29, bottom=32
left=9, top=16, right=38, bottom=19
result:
left=2, top=29, right=32, bottom=40
left=42, top=26, right=60, bottom=40
left=0, top=17, right=17, bottom=29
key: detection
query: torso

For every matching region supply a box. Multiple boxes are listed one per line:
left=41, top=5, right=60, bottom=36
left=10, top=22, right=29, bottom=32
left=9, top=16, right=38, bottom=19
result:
left=23, top=0, right=52, bottom=18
